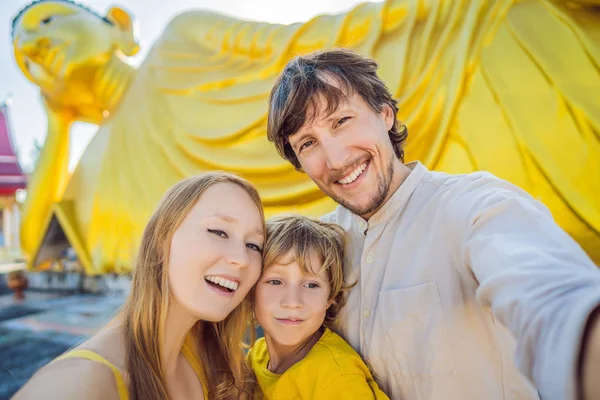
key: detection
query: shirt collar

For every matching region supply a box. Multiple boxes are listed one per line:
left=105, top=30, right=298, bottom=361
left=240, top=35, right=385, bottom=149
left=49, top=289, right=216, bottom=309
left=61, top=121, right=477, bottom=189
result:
left=350, top=161, right=428, bottom=234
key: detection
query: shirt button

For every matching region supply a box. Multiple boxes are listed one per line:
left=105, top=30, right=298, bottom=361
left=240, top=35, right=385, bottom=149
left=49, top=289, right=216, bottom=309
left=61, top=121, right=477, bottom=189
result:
left=366, top=255, right=374, bottom=263
left=363, top=309, right=371, bottom=317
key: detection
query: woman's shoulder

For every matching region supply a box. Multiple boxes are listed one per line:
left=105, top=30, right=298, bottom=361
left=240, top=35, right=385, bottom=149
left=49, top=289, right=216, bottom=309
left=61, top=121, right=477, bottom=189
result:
left=13, top=352, right=122, bottom=399
left=13, top=326, right=127, bottom=400
left=80, top=325, right=128, bottom=369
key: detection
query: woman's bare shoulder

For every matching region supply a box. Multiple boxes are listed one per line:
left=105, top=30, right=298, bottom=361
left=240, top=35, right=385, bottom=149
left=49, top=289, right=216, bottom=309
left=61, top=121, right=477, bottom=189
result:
left=12, top=356, right=121, bottom=399
left=13, top=326, right=127, bottom=399
left=82, top=324, right=128, bottom=369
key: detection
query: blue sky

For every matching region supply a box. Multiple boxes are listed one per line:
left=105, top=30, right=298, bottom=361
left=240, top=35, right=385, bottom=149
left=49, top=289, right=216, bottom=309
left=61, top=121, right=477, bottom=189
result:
left=0, top=0, right=367, bottom=172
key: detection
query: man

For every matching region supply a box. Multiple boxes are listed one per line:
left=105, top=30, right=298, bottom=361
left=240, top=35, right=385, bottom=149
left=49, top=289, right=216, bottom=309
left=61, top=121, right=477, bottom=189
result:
left=266, top=49, right=600, bottom=400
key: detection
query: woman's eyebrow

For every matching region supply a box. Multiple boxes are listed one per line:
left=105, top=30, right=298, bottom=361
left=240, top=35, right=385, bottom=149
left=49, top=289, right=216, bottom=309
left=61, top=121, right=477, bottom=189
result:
left=210, top=213, right=264, bottom=237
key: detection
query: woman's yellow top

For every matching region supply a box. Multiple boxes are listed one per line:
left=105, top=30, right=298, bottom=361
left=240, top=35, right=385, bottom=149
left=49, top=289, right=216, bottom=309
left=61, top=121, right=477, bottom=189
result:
left=248, top=328, right=390, bottom=399
left=54, top=341, right=208, bottom=400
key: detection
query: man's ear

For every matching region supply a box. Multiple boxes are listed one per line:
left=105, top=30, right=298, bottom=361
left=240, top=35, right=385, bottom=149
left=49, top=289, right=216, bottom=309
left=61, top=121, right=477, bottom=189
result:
left=381, top=103, right=395, bottom=132
left=106, top=6, right=139, bottom=56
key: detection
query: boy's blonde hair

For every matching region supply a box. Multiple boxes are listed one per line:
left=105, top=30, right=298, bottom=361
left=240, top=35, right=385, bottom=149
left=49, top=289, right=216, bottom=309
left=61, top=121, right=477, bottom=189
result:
left=263, top=214, right=354, bottom=328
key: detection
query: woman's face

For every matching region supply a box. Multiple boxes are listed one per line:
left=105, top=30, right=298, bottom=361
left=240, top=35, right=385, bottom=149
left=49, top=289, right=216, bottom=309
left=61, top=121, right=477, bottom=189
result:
left=168, top=182, right=264, bottom=322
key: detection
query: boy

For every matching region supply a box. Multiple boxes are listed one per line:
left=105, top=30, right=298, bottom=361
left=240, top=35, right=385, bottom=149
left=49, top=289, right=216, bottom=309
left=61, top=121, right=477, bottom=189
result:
left=248, top=215, right=388, bottom=399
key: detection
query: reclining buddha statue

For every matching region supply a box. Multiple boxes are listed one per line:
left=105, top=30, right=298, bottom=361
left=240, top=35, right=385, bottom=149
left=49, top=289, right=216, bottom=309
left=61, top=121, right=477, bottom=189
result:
left=11, top=0, right=600, bottom=274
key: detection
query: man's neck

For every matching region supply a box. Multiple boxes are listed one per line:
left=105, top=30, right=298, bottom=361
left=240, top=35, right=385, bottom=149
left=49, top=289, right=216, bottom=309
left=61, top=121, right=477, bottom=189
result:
left=265, top=330, right=322, bottom=374
left=361, top=160, right=413, bottom=221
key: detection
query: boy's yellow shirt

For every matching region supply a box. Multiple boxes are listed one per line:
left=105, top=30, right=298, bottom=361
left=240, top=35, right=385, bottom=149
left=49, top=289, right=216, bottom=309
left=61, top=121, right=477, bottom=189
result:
left=248, top=328, right=390, bottom=399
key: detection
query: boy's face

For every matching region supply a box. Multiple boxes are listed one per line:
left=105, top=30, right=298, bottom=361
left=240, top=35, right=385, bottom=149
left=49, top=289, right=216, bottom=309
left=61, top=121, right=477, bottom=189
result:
left=254, top=252, right=333, bottom=347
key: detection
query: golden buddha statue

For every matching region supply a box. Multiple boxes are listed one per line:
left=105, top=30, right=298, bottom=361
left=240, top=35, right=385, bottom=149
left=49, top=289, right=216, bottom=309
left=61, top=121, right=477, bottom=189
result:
left=12, top=0, right=600, bottom=274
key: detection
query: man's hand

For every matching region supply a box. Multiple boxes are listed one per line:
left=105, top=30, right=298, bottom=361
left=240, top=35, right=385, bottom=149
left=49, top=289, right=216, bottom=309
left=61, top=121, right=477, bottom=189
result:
left=581, top=306, right=600, bottom=400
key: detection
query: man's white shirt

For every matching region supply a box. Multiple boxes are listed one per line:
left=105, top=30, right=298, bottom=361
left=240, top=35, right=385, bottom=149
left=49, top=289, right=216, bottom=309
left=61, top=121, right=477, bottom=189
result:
left=322, top=161, right=600, bottom=400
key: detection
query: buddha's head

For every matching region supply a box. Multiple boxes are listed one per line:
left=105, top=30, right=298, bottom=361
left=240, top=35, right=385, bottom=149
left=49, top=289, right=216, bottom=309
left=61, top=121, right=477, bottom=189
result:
left=12, top=0, right=139, bottom=121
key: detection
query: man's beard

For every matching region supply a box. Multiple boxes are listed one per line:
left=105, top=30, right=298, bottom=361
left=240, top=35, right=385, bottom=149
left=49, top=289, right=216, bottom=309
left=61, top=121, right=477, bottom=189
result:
left=331, top=158, right=394, bottom=218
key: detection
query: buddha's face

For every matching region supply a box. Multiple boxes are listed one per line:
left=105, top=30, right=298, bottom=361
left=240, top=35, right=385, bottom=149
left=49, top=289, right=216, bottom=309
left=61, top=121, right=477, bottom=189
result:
left=12, top=1, right=138, bottom=117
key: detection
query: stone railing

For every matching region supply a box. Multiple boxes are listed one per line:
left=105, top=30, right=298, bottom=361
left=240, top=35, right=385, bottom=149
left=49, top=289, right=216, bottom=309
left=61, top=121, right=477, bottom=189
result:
left=0, top=270, right=132, bottom=295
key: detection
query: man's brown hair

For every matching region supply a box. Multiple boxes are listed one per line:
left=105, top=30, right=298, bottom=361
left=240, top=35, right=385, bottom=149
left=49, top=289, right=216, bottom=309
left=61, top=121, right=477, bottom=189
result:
left=267, top=49, right=408, bottom=170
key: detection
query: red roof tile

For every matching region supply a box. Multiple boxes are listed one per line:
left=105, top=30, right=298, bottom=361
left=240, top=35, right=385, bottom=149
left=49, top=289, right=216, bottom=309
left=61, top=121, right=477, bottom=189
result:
left=0, top=102, right=27, bottom=195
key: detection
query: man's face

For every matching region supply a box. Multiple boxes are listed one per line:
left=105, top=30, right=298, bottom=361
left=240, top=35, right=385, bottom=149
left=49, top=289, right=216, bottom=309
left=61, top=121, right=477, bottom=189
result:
left=288, top=90, right=399, bottom=219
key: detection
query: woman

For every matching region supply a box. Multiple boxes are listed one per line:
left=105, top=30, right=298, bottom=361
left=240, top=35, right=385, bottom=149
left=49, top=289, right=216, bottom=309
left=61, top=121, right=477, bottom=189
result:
left=14, top=172, right=265, bottom=399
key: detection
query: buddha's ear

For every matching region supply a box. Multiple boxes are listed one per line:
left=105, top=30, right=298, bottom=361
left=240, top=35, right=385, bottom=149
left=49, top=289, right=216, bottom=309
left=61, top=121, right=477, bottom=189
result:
left=106, top=6, right=139, bottom=56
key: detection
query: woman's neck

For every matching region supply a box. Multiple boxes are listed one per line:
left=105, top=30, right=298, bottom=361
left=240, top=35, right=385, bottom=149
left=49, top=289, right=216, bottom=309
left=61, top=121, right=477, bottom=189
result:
left=264, top=330, right=323, bottom=374
left=162, top=301, right=198, bottom=381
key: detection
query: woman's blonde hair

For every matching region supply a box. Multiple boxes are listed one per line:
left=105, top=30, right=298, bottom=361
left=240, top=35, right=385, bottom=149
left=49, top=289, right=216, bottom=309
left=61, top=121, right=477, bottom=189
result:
left=262, top=214, right=353, bottom=328
left=123, top=171, right=263, bottom=399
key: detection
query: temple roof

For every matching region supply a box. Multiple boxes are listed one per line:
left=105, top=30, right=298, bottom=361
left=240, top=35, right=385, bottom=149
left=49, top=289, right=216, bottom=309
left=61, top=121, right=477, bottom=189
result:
left=0, top=101, right=27, bottom=196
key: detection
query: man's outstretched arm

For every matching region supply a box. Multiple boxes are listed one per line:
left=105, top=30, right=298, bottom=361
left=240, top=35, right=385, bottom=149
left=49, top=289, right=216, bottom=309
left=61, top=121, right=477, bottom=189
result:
left=447, top=176, right=600, bottom=400
left=581, top=306, right=600, bottom=399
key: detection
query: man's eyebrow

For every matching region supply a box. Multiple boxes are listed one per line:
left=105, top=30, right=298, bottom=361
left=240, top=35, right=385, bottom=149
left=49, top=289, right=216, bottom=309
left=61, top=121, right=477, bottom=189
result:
left=288, top=111, right=346, bottom=144
left=325, top=107, right=350, bottom=121
left=288, top=131, right=310, bottom=148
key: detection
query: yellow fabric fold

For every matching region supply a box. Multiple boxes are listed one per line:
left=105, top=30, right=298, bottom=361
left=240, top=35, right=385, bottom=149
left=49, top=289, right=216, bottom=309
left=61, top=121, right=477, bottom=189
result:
left=22, top=0, right=600, bottom=273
